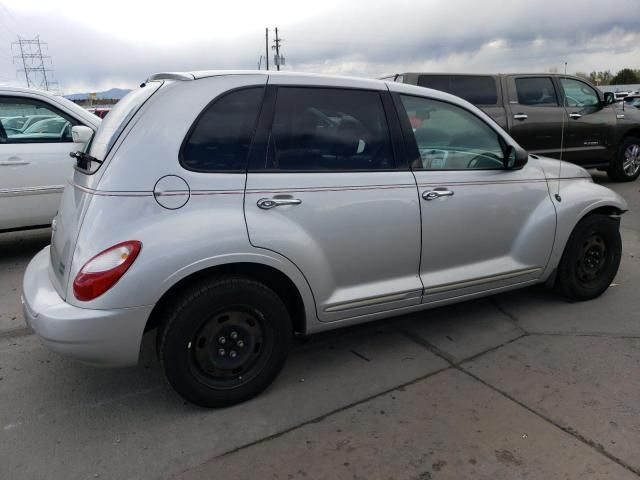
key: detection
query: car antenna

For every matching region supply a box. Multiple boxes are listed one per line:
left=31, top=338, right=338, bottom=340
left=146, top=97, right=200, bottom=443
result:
left=555, top=87, right=565, bottom=203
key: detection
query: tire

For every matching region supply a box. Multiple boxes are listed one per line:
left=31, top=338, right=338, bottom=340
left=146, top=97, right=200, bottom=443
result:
left=556, top=214, right=622, bottom=301
left=157, top=276, right=292, bottom=408
left=607, top=136, right=640, bottom=182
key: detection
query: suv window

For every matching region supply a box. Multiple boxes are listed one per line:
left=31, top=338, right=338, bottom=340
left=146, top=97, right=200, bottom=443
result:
left=418, top=75, right=498, bottom=105
left=400, top=95, right=504, bottom=170
left=181, top=87, right=264, bottom=172
left=0, top=97, right=78, bottom=144
left=264, top=87, right=394, bottom=171
left=515, top=77, right=559, bottom=106
left=560, top=78, right=600, bottom=108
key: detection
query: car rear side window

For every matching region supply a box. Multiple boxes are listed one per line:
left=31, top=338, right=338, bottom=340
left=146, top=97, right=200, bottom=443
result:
left=418, top=75, right=498, bottom=105
left=263, top=87, right=394, bottom=171
left=181, top=87, right=264, bottom=172
left=515, top=77, right=559, bottom=106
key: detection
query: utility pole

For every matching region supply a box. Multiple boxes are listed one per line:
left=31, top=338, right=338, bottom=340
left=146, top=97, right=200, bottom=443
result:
left=12, top=35, right=57, bottom=91
left=272, top=27, right=284, bottom=71
left=265, top=28, right=269, bottom=71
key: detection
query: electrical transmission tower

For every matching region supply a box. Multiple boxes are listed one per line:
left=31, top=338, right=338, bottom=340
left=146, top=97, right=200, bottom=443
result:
left=12, top=36, right=58, bottom=91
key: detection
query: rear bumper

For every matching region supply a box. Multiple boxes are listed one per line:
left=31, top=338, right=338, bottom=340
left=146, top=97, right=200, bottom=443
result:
left=22, top=246, right=154, bottom=367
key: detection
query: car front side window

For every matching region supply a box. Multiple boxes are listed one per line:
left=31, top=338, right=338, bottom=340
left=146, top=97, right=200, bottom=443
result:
left=399, top=95, right=504, bottom=170
left=560, top=78, right=600, bottom=108
left=0, top=97, right=78, bottom=144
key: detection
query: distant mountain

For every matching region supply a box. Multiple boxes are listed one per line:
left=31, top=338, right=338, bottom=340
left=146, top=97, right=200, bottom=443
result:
left=64, top=88, right=131, bottom=101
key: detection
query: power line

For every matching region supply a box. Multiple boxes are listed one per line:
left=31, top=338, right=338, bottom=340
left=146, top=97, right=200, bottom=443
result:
left=12, top=35, right=58, bottom=91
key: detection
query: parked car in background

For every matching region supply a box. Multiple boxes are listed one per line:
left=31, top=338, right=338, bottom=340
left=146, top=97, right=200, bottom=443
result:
left=623, top=95, right=640, bottom=109
left=23, top=71, right=626, bottom=408
left=0, top=87, right=100, bottom=232
left=87, top=107, right=111, bottom=119
left=384, top=73, right=640, bottom=181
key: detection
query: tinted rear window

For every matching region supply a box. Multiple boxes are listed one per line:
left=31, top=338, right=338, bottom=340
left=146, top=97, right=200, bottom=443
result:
left=181, top=87, right=264, bottom=172
left=515, top=77, right=559, bottom=106
left=418, top=75, right=498, bottom=105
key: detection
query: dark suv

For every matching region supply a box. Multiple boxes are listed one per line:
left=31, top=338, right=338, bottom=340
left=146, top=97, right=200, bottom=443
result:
left=385, top=73, right=640, bottom=181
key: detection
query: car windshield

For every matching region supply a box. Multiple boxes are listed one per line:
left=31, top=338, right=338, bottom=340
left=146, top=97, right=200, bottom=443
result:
left=84, top=81, right=162, bottom=167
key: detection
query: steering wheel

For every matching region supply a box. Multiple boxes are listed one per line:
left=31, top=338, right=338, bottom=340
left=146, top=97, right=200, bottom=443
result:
left=467, top=153, right=503, bottom=169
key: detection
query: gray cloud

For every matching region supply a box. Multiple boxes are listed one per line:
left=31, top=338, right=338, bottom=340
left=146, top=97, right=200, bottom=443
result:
left=1, top=0, right=638, bottom=93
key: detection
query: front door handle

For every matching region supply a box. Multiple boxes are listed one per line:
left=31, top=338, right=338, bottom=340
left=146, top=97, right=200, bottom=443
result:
left=569, top=113, right=582, bottom=119
left=0, top=157, right=29, bottom=166
left=422, top=188, right=454, bottom=201
left=257, top=197, right=302, bottom=209
left=513, top=113, right=528, bottom=121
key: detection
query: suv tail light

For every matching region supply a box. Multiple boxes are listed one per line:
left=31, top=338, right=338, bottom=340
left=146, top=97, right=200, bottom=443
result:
left=73, top=241, right=142, bottom=301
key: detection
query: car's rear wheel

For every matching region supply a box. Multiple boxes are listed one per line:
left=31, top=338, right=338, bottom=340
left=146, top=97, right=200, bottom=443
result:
left=556, top=214, right=621, bottom=301
left=607, top=136, right=640, bottom=182
left=158, top=276, right=292, bottom=408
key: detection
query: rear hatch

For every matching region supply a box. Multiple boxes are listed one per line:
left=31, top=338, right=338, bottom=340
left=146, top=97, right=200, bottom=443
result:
left=49, top=81, right=163, bottom=300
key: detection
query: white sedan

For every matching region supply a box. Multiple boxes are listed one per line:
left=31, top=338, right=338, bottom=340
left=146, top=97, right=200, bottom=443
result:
left=0, top=87, right=100, bottom=232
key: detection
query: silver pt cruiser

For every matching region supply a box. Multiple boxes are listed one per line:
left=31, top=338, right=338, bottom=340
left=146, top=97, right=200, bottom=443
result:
left=22, top=71, right=627, bottom=407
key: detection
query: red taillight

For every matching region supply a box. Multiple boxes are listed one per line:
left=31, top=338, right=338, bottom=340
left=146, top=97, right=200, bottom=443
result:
left=73, top=241, right=142, bottom=301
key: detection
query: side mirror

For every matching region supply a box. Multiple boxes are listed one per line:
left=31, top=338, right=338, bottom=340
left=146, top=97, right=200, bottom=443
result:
left=603, top=92, right=615, bottom=105
left=71, top=125, right=94, bottom=146
left=504, top=145, right=528, bottom=170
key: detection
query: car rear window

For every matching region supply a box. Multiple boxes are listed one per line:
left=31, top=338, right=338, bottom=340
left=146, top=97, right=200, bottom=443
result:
left=417, top=75, right=498, bottom=105
left=85, top=81, right=162, bottom=166
left=181, top=87, right=264, bottom=172
left=515, top=77, right=559, bottom=106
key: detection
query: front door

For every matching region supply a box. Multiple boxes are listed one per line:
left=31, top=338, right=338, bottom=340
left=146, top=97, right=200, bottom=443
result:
left=556, top=77, right=617, bottom=167
left=0, top=96, right=82, bottom=230
left=394, top=93, right=556, bottom=303
left=244, top=84, right=423, bottom=322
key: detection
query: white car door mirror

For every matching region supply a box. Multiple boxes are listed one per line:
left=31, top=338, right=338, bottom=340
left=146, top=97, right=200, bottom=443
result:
left=71, top=125, right=94, bottom=146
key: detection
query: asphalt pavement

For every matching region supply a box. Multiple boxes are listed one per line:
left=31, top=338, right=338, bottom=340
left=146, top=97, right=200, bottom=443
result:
left=0, top=172, right=638, bottom=480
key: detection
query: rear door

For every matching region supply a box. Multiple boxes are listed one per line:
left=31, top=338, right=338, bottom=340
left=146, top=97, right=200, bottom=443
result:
left=505, top=76, right=564, bottom=158
left=244, top=83, right=423, bottom=322
left=0, top=95, right=82, bottom=231
left=393, top=91, right=556, bottom=303
left=556, top=77, right=616, bottom=167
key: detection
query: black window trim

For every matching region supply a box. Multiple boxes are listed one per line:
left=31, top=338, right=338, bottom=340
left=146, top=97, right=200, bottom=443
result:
left=513, top=76, right=561, bottom=108
left=0, top=95, right=82, bottom=144
left=178, top=84, right=267, bottom=174
left=248, top=84, right=405, bottom=174
left=392, top=91, right=510, bottom=172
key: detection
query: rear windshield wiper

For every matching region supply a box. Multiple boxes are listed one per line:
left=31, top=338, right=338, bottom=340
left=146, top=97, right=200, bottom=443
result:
left=70, top=151, right=103, bottom=170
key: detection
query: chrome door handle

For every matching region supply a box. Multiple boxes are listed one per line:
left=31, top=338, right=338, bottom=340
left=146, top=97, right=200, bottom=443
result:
left=0, top=158, right=29, bottom=166
left=513, top=113, right=528, bottom=121
left=569, top=113, right=582, bottom=119
left=422, top=189, right=454, bottom=201
left=257, top=197, right=302, bottom=209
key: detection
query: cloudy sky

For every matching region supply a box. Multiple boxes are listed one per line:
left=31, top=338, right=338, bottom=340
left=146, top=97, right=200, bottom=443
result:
left=0, top=0, right=638, bottom=93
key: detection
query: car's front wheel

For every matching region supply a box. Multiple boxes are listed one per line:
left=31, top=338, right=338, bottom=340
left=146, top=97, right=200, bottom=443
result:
left=158, top=276, right=292, bottom=408
left=607, top=136, right=640, bottom=182
left=556, top=214, right=622, bottom=301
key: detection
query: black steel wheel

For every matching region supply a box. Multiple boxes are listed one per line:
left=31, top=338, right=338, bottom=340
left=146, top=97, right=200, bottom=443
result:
left=556, top=214, right=621, bottom=301
left=158, top=276, right=292, bottom=408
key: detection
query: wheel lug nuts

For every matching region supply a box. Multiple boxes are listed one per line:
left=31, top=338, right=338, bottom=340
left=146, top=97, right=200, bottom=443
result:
left=229, top=350, right=237, bottom=358
left=218, top=337, right=226, bottom=345
left=237, top=340, right=244, bottom=348
left=230, top=331, right=238, bottom=340
left=218, top=348, right=226, bottom=356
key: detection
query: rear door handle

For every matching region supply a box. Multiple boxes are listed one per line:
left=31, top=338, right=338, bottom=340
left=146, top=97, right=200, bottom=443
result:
left=422, top=188, right=454, bottom=201
left=513, top=113, right=528, bottom=121
left=257, top=197, right=302, bottom=209
left=569, top=113, right=582, bottom=119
